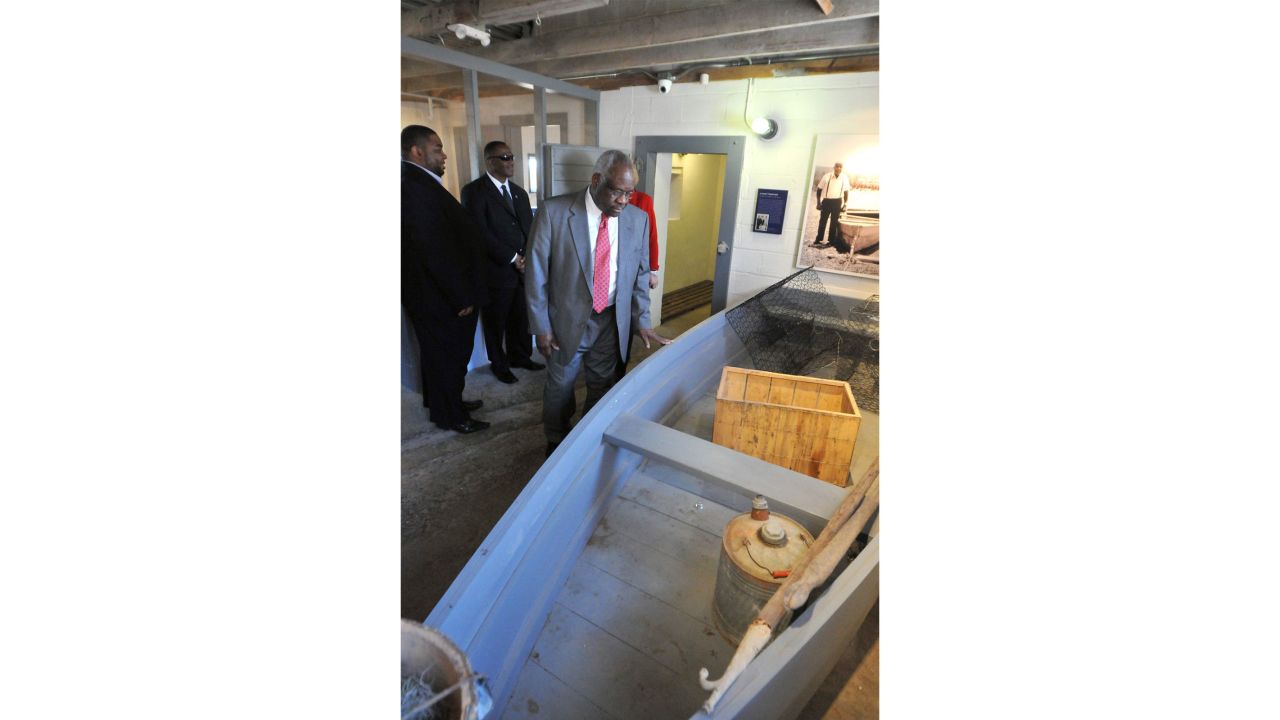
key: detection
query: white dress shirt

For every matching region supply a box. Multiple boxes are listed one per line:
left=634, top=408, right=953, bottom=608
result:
left=487, top=171, right=511, bottom=196
left=583, top=189, right=619, bottom=308
left=818, top=170, right=852, bottom=200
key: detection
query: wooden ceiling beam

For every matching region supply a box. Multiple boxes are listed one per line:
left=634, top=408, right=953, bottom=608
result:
left=475, top=0, right=609, bottom=27
left=402, top=0, right=478, bottom=40
left=401, top=55, right=878, bottom=99
left=568, top=57, right=878, bottom=92
left=447, top=0, right=877, bottom=66
left=401, top=16, right=877, bottom=93
left=402, top=0, right=609, bottom=40
left=529, top=17, right=877, bottom=78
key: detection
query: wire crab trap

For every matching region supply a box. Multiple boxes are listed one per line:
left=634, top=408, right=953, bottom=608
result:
left=725, top=268, right=879, bottom=414
left=845, top=294, right=879, bottom=414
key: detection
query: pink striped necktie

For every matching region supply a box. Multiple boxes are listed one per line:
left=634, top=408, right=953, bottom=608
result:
left=592, top=214, right=611, bottom=313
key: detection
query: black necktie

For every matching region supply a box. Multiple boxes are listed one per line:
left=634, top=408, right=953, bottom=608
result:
left=501, top=184, right=514, bottom=213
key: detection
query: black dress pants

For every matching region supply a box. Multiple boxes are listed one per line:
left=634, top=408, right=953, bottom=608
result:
left=407, top=306, right=478, bottom=428
left=480, top=283, right=533, bottom=372
left=815, top=199, right=849, bottom=252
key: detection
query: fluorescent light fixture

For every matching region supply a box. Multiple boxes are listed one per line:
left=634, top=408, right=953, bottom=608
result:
left=750, top=116, right=779, bottom=140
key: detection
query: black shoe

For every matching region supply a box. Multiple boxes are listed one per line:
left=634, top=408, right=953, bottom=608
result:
left=812, top=241, right=830, bottom=248
left=447, top=418, right=490, bottom=434
left=492, top=367, right=518, bottom=384
left=545, top=441, right=560, bottom=458
left=510, top=358, right=546, bottom=371
left=462, top=399, right=483, bottom=412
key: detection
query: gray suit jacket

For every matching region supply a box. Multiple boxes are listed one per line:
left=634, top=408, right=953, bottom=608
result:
left=525, top=189, right=652, bottom=366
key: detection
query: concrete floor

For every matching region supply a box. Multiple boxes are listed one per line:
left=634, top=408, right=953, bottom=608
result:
left=402, top=305, right=879, bottom=719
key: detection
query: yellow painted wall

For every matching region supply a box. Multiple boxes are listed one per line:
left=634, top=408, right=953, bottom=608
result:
left=664, top=153, right=726, bottom=292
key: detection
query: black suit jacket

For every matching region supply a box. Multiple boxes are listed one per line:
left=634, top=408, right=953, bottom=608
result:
left=401, top=161, right=487, bottom=318
left=460, top=175, right=534, bottom=289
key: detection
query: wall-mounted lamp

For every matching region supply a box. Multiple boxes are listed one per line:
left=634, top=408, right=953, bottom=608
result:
left=750, top=117, right=779, bottom=140
left=447, top=23, right=491, bottom=46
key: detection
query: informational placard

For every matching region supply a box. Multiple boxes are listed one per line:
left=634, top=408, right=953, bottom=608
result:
left=752, top=189, right=787, bottom=235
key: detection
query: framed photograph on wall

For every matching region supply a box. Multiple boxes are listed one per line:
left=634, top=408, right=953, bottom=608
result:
left=794, top=133, right=880, bottom=278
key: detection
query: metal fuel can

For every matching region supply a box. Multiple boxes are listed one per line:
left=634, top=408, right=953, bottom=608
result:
left=711, top=495, right=815, bottom=642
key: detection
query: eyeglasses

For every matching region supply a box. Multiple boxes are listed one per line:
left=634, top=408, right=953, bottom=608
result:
left=603, top=183, right=634, bottom=202
left=487, top=154, right=515, bottom=162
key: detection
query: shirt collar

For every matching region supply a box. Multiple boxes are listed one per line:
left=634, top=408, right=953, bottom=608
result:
left=487, top=172, right=510, bottom=193
left=586, top=187, right=613, bottom=215
left=585, top=188, right=605, bottom=228
left=403, top=159, right=443, bottom=185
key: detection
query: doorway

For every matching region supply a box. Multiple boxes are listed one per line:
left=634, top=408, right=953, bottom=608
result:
left=653, top=152, right=725, bottom=324
left=635, top=136, right=745, bottom=325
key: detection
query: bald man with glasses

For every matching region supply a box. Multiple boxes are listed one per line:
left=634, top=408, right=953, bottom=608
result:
left=525, top=149, right=670, bottom=456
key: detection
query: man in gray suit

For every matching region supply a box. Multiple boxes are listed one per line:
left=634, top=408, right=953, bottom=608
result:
left=525, top=150, right=671, bottom=456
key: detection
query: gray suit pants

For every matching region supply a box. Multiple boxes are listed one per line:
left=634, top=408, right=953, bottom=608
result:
left=543, top=305, right=619, bottom=443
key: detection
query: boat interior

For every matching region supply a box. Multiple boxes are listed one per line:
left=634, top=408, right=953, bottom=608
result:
left=428, top=298, right=879, bottom=720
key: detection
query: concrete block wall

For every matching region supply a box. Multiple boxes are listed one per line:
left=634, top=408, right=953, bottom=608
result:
left=599, top=73, right=880, bottom=307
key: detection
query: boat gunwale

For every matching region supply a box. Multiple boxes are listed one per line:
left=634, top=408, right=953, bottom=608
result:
left=426, top=310, right=748, bottom=714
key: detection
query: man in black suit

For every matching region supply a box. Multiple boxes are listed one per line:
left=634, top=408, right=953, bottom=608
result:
left=461, top=141, right=545, bottom=384
left=401, top=125, right=489, bottom=434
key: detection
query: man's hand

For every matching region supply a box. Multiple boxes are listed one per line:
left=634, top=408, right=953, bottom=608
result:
left=515, top=255, right=526, bottom=273
left=648, top=273, right=659, bottom=289
left=637, top=327, right=672, bottom=350
left=458, top=305, right=474, bottom=317
left=536, top=331, right=560, bottom=358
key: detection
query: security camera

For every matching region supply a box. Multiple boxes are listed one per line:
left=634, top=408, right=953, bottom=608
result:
left=447, top=23, right=491, bottom=47
left=657, top=77, right=673, bottom=94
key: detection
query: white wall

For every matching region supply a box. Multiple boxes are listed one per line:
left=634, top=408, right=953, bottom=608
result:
left=475, top=92, right=587, bottom=145
left=546, top=93, right=589, bottom=146
left=599, top=73, right=880, bottom=307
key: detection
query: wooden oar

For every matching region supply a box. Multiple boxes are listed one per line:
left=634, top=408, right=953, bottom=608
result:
left=698, top=458, right=879, bottom=713
left=783, top=476, right=878, bottom=610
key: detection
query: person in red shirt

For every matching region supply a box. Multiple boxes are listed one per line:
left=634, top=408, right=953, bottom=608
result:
left=616, top=189, right=661, bottom=379
left=628, top=189, right=660, bottom=289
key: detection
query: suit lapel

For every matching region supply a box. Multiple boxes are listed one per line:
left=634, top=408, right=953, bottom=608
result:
left=486, top=178, right=518, bottom=220
left=620, top=207, right=638, bottom=258
left=569, top=193, right=594, bottom=293
left=617, top=208, right=637, bottom=298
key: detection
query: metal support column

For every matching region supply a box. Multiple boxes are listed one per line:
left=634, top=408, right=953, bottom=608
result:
left=587, top=98, right=600, bottom=147
left=462, top=68, right=482, bottom=183
left=534, top=87, right=547, bottom=205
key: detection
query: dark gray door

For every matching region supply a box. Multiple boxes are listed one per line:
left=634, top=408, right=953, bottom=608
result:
left=634, top=136, right=746, bottom=314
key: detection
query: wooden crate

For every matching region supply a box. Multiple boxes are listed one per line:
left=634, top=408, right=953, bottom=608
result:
left=712, top=366, right=861, bottom=486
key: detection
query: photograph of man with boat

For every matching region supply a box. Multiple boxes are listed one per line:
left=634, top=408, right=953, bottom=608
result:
left=796, top=134, right=880, bottom=278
